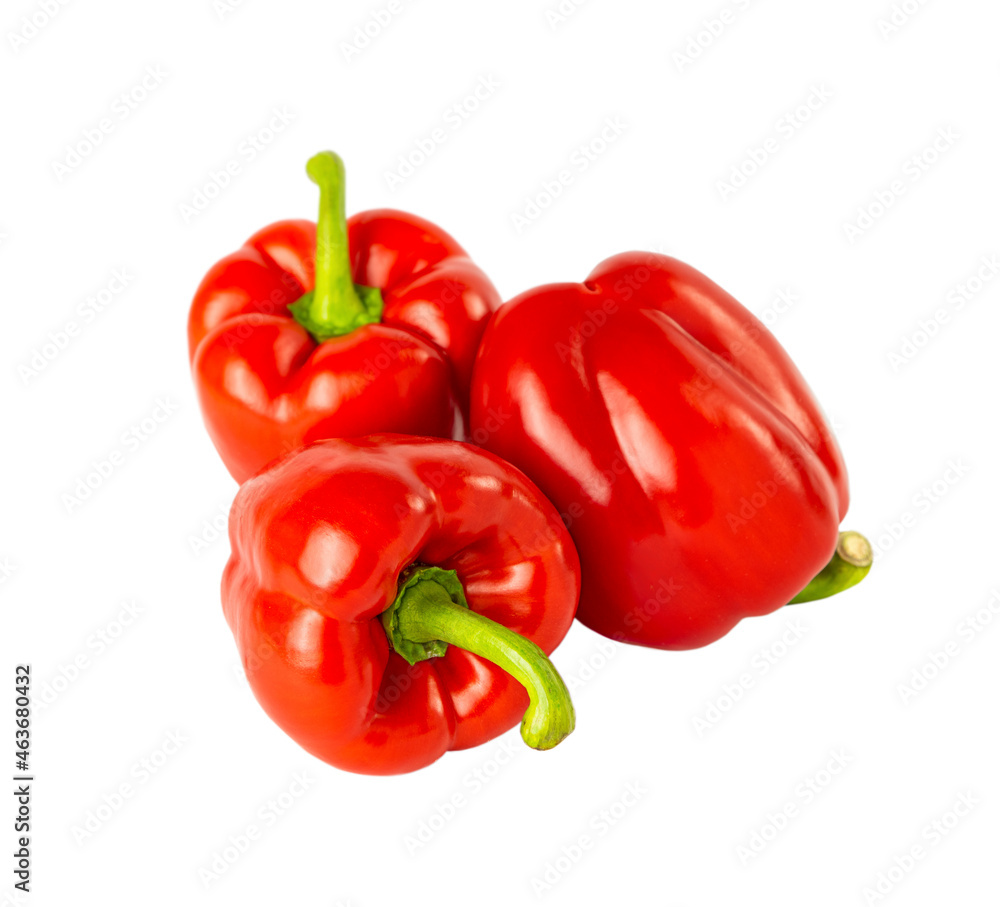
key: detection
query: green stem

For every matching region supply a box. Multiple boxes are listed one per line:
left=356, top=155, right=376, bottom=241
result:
left=789, top=530, right=873, bottom=604
left=381, top=567, right=575, bottom=751
left=288, top=151, right=383, bottom=341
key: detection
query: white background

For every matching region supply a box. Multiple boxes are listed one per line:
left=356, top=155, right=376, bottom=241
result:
left=2, top=0, right=999, bottom=904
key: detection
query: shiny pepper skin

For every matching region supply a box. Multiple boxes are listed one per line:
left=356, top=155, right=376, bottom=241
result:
left=189, top=211, right=500, bottom=483
left=471, top=252, right=849, bottom=650
left=222, top=435, right=580, bottom=774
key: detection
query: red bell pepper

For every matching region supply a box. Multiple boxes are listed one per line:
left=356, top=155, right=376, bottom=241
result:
left=222, top=435, right=580, bottom=775
left=470, top=252, right=871, bottom=650
left=188, top=152, right=500, bottom=483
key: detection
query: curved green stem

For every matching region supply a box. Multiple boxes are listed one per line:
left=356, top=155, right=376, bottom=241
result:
left=789, top=530, right=873, bottom=604
left=288, top=151, right=383, bottom=341
left=381, top=567, right=575, bottom=751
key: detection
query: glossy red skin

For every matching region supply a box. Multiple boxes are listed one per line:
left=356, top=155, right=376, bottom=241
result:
left=188, top=211, right=500, bottom=483
left=222, top=435, right=580, bottom=775
left=470, top=252, right=849, bottom=650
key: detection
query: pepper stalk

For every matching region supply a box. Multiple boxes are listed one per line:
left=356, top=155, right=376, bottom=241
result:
left=289, top=151, right=384, bottom=341
left=789, top=530, right=873, bottom=604
left=381, top=566, right=575, bottom=751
